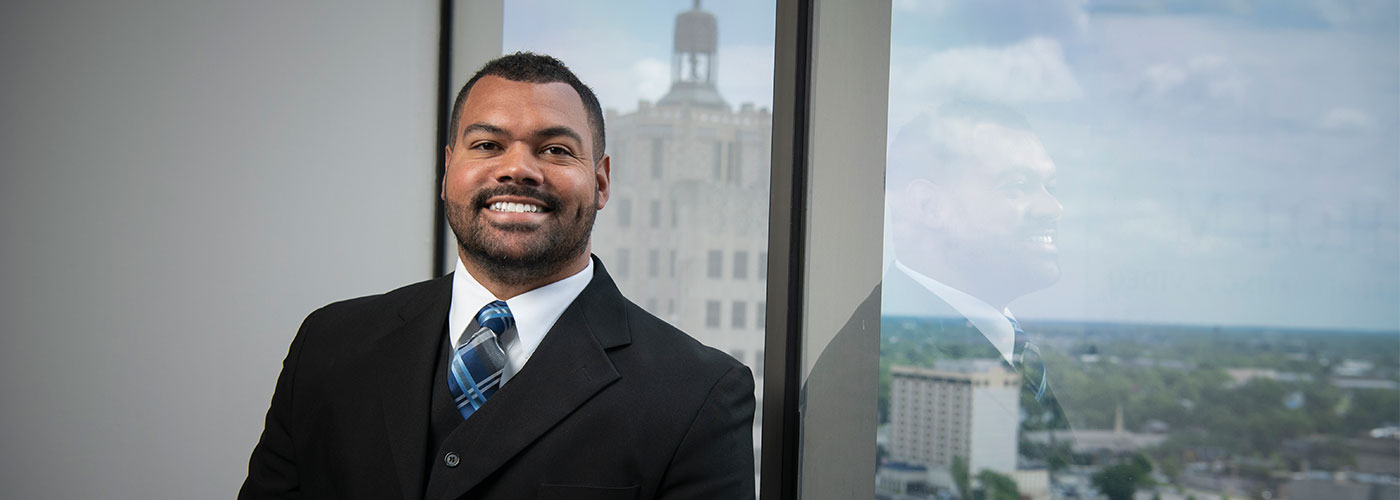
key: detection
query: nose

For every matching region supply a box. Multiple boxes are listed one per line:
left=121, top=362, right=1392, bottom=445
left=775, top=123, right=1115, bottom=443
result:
left=1030, top=186, right=1063, bottom=221
left=494, top=144, right=544, bottom=186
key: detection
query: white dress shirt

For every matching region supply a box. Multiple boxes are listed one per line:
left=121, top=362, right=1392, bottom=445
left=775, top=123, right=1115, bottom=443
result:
left=447, top=258, right=594, bottom=385
left=893, top=260, right=1018, bottom=365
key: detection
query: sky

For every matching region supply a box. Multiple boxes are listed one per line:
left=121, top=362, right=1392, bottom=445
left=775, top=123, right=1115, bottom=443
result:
left=501, top=0, right=1399, bottom=332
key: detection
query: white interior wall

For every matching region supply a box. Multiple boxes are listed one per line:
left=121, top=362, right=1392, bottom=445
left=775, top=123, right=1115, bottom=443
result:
left=0, top=1, right=439, bottom=497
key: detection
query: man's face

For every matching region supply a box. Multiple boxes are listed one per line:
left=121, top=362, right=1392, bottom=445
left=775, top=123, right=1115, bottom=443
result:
left=918, top=122, right=1063, bottom=295
left=442, top=76, right=610, bottom=284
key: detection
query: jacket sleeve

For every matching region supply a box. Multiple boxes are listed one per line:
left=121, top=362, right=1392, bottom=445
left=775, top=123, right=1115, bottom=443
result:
left=239, top=310, right=318, bottom=499
left=657, top=362, right=757, bottom=500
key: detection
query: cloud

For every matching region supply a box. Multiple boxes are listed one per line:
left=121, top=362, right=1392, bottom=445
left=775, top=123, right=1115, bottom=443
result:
left=1091, top=0, right=1400, bottom=31
left=891, top=37, right=1084, bottom=107
left=629, top=58, right=670, bottom=106
left=1134, top=54, right=1249, bottom=105
left=892, top=0, right=1089, bottom=48
left=1318, top=106, right=1373, bottom=133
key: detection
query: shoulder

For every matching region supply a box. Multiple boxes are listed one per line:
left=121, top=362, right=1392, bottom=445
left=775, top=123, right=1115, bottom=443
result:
left=293, top=275, right=451, bottom=353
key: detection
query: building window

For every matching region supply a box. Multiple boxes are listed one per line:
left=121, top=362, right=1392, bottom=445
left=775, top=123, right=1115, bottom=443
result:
left=756, top=301, right=765, bottom=330
left=727, top=140, right=742, bottom=186
left=649, top=199, right=660, bottom=228
left=617, top=198, right=631, bottom=228
left=705, top=300, right=721, bottom=328
left=707, top=250, right=722, bottom=279
left=731, top=301, right=747, bottom=329
left=757, top=251, right=767, bottom=280
left=713, top=141, right=724, bottom=181
left=616, top=248, right=630, bottom=278
left=669, top=250, right=676, bottom=278
left=650, top=137, right=664, bottom=180
left=648, top=249, right=659, bottom=277
left=670, top=199, right=678, bottom=228
left=733, top=250, right=749, bottom=279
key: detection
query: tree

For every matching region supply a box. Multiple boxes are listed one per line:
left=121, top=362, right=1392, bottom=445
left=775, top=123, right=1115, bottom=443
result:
left=1092, top=454, right=1154, bottom=500
left=976, top=469, right=1020, bottom=500
left=951, top=455, right=970, bottom=500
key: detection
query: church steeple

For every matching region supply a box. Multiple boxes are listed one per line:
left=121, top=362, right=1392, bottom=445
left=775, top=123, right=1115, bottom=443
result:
left=657, top=0, right=728, bottom=110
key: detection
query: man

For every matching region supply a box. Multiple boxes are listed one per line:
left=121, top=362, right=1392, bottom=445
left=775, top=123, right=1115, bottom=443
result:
left=800, top=102, right=1068, bottom=498
left=241, top=52, right=755, bottom=500
left=882, top=102, right=1070, bottom=482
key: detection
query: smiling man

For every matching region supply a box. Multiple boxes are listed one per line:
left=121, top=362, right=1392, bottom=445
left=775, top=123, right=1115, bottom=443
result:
left=241, top=53, right=755, bottom=500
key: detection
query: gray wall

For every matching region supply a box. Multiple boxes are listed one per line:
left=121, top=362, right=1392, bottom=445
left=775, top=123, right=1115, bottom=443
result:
left=0, top=1, right=439, bottom=497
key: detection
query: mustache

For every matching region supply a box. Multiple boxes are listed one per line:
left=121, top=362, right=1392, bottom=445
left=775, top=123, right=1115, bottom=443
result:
left=471, top=185, right=560, bottom=211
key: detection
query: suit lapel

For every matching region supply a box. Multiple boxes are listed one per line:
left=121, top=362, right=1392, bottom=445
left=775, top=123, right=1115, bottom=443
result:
left=427, top=259, right=630, bottom=500
left=366, top=275, right=452, bottom=500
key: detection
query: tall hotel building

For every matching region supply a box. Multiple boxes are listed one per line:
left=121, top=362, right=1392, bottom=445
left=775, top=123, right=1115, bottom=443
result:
left=888, top=360, right=1020, bottom=479
left=591, top=3, right=772, bottom=394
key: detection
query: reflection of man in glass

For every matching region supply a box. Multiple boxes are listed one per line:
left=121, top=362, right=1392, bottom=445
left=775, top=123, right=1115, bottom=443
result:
left=880, top=102, right=1068, bottom=495
left=885, top=102, right=1061, bottom=341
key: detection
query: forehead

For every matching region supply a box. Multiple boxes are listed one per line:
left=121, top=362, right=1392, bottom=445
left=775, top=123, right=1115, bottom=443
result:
left=460, top=76, right=592, bottom=136
left=949, top=122, right=1055, bottom=179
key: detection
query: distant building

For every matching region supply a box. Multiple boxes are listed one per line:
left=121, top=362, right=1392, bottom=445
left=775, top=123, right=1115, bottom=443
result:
left=590, top=2, right=771, bottom=474
left=888, top=360, right=1020, bottom=479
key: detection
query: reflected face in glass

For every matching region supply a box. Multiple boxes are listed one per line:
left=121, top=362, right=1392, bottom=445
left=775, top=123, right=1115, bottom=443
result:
left=442, top=76, right=611, bottom=285
left=894, top=119, right=1063, bottom=303
left=937, top=124, right=1062, bottom=291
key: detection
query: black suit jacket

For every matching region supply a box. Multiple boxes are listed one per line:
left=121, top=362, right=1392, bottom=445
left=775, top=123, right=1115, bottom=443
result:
left=241, top=258, right=755, bottom=500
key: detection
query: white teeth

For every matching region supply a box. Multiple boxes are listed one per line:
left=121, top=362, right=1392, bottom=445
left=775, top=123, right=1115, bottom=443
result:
left=490, top=201, right=543, bottom=213
left=1030, top=235, right=1054, bottom=244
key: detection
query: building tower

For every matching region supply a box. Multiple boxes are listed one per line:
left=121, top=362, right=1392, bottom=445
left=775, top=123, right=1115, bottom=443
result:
left=658, top=1, right=727, bottom=110
left=591, top=0, right=772, bottom=442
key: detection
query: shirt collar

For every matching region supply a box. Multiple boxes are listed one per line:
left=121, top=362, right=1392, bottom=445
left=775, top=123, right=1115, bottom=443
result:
left=449, top=257, right=594, bottom=381
left=893, top=260, right=1017, bottom=365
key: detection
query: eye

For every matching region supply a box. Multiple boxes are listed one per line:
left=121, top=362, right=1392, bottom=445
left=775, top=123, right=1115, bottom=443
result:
left=470, top=141, right=501, bottom=152
left=541, top=145, right=573, bottom=156
left=1000, top=181, right=1030, bottom=197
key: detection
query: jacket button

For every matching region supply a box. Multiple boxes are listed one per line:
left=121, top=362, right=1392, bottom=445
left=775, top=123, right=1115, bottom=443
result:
left=444, top=452, right=459, bottom=467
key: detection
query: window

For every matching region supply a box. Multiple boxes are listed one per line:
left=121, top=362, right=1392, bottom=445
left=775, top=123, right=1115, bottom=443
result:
left=733, top=251, right=748, bottom=279
left=647, top=249, right=658, bottom=278
left=731, top=301, right=747, bottom=329
left=615, top=248, right=629, bottom=278
left=706, top=250, right=722, bottom=279
left=757, top=252, right=767, bottom=280
left=616, top=198, right=631, bottom=228
left=756, top=301, right=765, bottom=330
left=705, top=300, right=721, bottom=329
left=650, top=137, right=664, bottom=180
left=713, top=141, right=724, bottom=181
left=727, top=140, right=742, bottom=186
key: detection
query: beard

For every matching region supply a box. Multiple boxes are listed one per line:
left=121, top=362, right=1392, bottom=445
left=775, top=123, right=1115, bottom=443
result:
left=445, top=184, right=596, bottom=287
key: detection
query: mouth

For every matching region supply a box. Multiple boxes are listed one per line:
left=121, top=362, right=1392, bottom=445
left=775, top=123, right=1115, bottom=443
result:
left=1023, top=232, right=1057, bottom=252
left=488, top=201, right=546, bottom=214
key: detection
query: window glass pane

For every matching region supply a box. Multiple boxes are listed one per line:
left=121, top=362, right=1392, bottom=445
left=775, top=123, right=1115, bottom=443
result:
left=876, top=3, right=1400, bottom=500
left=502, top=1, right=776, bottom=490
left=734, top=250, right=749, bottom=279
left=732, top=300, right=748, bottom=329
left=707, top=249, right=723, bottom=279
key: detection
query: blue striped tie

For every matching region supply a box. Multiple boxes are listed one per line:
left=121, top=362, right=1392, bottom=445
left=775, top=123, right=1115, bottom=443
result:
left=1009, top=316, right=1048, bottom=403
left=447, top=301, right=514, bottom=420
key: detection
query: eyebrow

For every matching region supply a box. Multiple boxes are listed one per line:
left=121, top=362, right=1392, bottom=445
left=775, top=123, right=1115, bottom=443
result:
left=460, top=122, right=585, bottom=148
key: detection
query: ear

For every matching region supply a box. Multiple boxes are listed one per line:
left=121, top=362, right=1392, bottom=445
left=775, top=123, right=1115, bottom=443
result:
left=594, top=154, right=611, bottom=210
left=907, top=178, right=948, bottom=230
left=441, top=145, right=453, bottom=200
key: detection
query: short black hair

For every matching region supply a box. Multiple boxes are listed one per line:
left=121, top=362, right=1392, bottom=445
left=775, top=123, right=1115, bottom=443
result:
left=447, top=52, right=606, bottom=162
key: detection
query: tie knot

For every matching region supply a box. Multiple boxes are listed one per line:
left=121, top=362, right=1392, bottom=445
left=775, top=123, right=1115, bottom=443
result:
left=1007, top=316, right=1027, bottom=346
left=476, top=300, right=514, bottom=334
